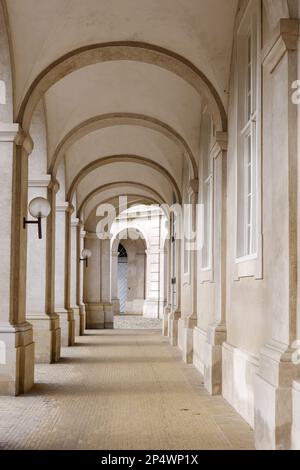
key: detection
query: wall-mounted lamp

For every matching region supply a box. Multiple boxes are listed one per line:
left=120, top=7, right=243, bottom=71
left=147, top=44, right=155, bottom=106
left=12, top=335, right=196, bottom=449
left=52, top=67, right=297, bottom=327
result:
left=80, top=248, right=92, bottom=268
left=23, top=197, right=51, bottom=239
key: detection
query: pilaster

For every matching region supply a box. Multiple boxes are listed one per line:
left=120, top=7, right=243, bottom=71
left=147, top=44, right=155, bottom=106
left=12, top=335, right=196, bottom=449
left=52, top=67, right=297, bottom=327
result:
left=181, top=178, right=199, bottom=363
left=204, top=133, right=227, bottom=394
left=26, top=176, right=60, bottom=363
left=255, top=19, right=300, bottom=449
left=55, top=202, right=74, bottom=346
left=0, top=124, right=34, bottom=394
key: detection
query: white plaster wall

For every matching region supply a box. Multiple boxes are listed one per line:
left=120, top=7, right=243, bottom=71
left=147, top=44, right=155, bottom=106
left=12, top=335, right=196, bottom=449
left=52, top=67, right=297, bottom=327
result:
left=222, top=343, right=259, bottom=427
left=193, top=327, right=207, bottom=375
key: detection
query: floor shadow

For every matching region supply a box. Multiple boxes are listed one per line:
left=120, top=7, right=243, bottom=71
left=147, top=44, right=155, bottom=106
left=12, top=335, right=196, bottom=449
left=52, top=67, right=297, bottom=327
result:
left=83, top=330, right=160, bottom=337
left=72, top=341, right=166, bottom=348
left=57, top=356, right=174, bottom=365
left=29, top=380, right=197, bottom=398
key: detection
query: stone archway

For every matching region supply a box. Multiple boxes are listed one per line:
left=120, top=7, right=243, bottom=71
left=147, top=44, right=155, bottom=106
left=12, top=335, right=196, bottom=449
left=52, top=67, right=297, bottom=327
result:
left=111, top=227, right=148, bottom=318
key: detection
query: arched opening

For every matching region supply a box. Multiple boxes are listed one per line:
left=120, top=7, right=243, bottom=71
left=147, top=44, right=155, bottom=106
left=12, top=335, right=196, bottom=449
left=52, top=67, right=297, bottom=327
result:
left=117, top=243, right=128, bottom=313
left=113, top=231, right=147, bottom=316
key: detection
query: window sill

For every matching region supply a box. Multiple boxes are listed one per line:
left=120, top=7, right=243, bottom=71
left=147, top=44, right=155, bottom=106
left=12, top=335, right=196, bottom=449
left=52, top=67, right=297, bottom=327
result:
left=234, top=234, right=263, bottom=280
left=199, top=267, right=214, bottom=283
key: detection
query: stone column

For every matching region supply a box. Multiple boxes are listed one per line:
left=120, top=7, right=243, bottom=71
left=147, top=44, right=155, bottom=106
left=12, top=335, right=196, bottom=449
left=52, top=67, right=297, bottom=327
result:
left=158, top=219, right=167, bottom=318
left=162, top=235, right=171, bottom=336
left=169, top=214, right=182, bottom=346
left=0, top=125, right=34, bottom=395
left=55, top=203, right=74, bottom=346
left=45, top=178, right=61, bottom=361
left=64, top=205, right=77, bottom=343
left=77, top=223, right=86, bottom=335
left=26, top=177, right=60, bottom=363
left=66, top=215, right=81, bottom=337
left=111, top=250, right=120, bottom=315
left=143, top=213, right=161, bottom=318
left=181, top=179, right=199, bottom=364
left=254, top=19, right=300, bottom=450
left=101, top=239, right=114, bottom=328
left=203, top=134, right=227, bottom=393
left=84, top=234, right=104, bottom=328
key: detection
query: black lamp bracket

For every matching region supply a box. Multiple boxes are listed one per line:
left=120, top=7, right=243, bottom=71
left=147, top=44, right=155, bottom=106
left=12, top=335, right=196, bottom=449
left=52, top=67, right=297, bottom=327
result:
left=23, top=215, right=42, bottom=239
left=80, top=257, right=88, bottom=268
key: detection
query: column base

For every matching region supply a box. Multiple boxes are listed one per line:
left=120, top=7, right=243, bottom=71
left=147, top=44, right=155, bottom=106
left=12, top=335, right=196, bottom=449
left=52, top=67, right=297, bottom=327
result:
left=111, top=298, right=120, bottom=316
left=0, top=322, right=34, bottom=396
left=162, top=306, right=171, bottom=336
left=168, top=309, right=181, bottom=346
left=85, top=303, right=105, bottom=329
left=56, top=308, right=75, bottom=347
left=71, top=306, right=80, bottom=337
left=254, top=341, right=300, bottom=450
left=103, top=303, right=114, bottom=329
left=143, top=298, right=160, bottom=318
left=79, top=304, right=86, bottom=335
left=27, top=314, right=61, bottom=363
left=203, top=321, right=226, bottom=395
left=292, top=380, right=300, bottom=449
left=180, top=315, right=197, bottom=364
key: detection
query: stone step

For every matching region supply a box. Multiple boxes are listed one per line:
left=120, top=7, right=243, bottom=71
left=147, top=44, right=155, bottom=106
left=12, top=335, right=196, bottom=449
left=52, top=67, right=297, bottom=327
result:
left=113, top=315, right=162, bottom=330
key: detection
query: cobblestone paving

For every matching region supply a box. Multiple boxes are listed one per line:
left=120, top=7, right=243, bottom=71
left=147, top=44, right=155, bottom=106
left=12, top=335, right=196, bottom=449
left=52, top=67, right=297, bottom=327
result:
left=0, top=330, right=254, bottom=450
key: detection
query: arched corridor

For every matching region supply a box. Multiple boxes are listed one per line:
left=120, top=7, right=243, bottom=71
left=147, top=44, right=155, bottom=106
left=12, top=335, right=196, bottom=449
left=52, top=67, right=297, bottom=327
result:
left=0, top=0, right=300, bottom=451
left=0, top=330, right=253, bottom=450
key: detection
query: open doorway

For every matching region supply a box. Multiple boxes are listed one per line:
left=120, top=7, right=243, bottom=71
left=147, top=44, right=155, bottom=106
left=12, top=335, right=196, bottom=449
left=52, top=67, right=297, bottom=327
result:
left=118, top=243, right=128, bottom=313
left=113, top=230, right=147, bottom=315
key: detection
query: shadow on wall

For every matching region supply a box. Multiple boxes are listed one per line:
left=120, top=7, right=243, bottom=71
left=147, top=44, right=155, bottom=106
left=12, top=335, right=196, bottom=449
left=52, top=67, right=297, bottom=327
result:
left=222, top=342, right=258, bottom=428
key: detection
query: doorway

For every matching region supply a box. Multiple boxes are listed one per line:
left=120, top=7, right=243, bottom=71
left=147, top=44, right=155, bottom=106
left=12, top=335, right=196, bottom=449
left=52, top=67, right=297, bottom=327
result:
left=118, top=243, right=128, bottom=313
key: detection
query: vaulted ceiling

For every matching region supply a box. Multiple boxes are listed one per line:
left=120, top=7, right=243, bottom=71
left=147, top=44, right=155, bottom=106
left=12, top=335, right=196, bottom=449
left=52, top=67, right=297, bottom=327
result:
left=4, top=0, right=238, bottom=226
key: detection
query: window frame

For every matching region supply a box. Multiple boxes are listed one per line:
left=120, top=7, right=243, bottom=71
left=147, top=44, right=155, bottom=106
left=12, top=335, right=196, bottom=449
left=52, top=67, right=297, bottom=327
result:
left=200, top=113, right=215, bottom=283
left=234, top=0, right=262, bottom=280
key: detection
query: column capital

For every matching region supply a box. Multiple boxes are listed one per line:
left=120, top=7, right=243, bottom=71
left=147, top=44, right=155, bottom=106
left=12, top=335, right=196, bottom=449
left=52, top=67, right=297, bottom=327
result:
left=48, top=178, right=60, bottom=194
left=56, top=202, right=69, bottom=212
left=188, top=178, right=199, bottom=196
left=77, top=219, right=84, bottom=230
left=211, top=132, right=228, bottom=160
left=263, top=18, right=299, bottom=73
left=28, top=175, right=51, bottom=188
left=85, top=232, right=99, bottom=240
left=14, top=128, right=34, bottom=155
left=66, top=203, right=75, bottom=215
left=0, top=122, right=20, bottom=142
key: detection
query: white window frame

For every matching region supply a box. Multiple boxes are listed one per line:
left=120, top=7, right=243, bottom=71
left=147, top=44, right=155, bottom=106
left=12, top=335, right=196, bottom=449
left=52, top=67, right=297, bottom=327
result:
left=171, top=212, right=177, bottom=309
left=200, top=113, right=215, bottom=283
left=183, top=194, right=191, bottom=283
left=234, top=0, right=262, bottom=280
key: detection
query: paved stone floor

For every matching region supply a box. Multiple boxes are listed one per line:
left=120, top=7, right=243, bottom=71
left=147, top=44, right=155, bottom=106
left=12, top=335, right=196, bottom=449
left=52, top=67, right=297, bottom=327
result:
left=114, top=314, right=162, bottom=330
left=0, top=330, right=254, bottom=450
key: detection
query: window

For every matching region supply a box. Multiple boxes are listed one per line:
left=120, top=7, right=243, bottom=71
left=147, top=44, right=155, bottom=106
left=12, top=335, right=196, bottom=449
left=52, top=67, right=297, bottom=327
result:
left=235, top=0, right=262, bottom=279
left=171, top=212, right=177, bottom=309
left=201, top=115, right=214, bottom=272
left=236, top=1, right=258, bottom=259
left=183, top=198, right=191, bottom=276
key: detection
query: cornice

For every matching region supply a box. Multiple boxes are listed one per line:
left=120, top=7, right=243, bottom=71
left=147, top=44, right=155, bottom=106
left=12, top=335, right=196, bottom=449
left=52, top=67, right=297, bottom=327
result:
left=263, top=19, right=299, bottom=73
left=211, top=132, right=228, bottom=160
left=0, top=122, right=19, bottom=142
